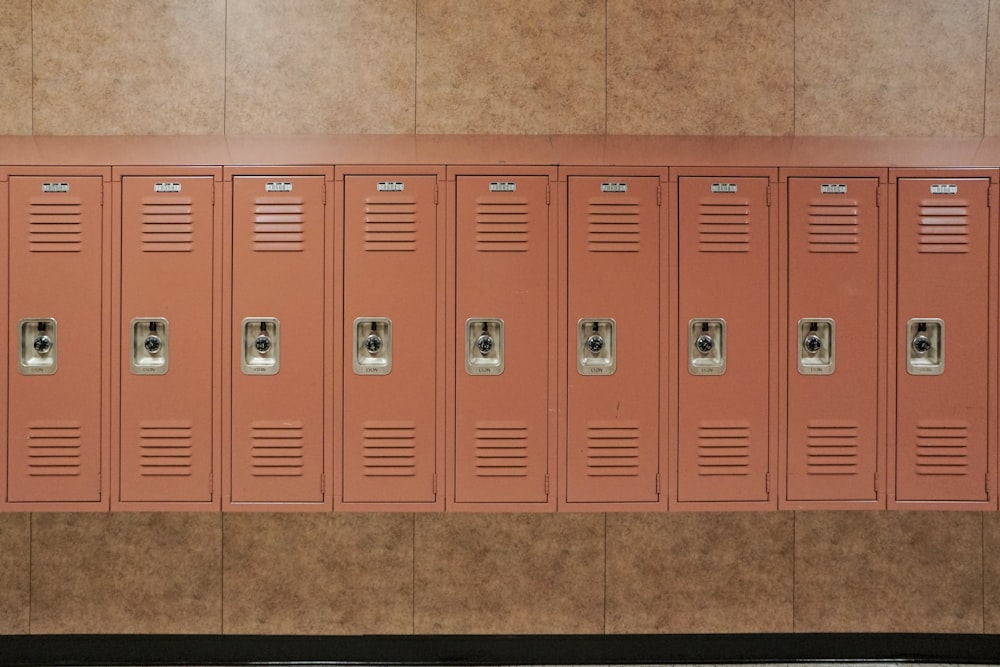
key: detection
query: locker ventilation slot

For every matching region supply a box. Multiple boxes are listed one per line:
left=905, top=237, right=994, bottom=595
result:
left=362, top=421, right=417, bottom=477
left=141, top=196, right=194, bottom=252
left=474, top=422, right=529, bottom=477
left=28, top=198, right=83, bottom=252
left=475, top=198, right=529, bottom=252
left=254, top=196, right=305, bottom=252
left=364, top=196, right=418, bottom=252
left=697, top=421, right=750, bottom=476
left=808, top=199, right=860, bottom=253
left=586, top=421, right=640, bottom=476
left=26, top=422, right=82, bottom=477
left=697, top=198, right=750, bottom=252
left=250, top=421, right=304, bottom=477
left=915, top=421, right=969, bottom=476
left=138, top=422, right=193, bottom=477
left=587, top=199, right=640, bottom=252
left=918, top=199, right=969, bottom=254
left=806, top=420, right=859, bottom=476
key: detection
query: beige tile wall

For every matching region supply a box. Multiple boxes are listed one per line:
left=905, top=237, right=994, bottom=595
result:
left=1, top=0, right=996, bottom=135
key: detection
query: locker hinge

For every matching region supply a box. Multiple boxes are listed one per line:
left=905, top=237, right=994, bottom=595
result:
left=655, top=473, right=661, bottom=495
left=434, top=181, right=439, bottom=205
left=546, top=183, right=551, bottom=206
left=211, top=186, right=215, bottom=206
left=766, top=186, right=772, bottom=207
left=432, top=472, right=438, bottom=495
left=321, top=472, right=326, bottom=497
left=544, top=472, right=550, bottom=496
left=765, top=471, right=771, bottom=494
left=209, top=472, right=213, bottom=497
left=322, top=182, right=327, bottom=205
left=987, top=472, right=991, bottom=498
left=875, top=184, right=881, bottom=207
left=657, top=184, right=662, bottom=206
left=989, top=185, right=993, bottom=209
left=874, top=471, right=879, bottom=496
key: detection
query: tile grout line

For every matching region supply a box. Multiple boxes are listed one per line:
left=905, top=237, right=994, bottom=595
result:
left=29, top=0, right=34, bottom=134
left=791, top=0, right=796, bottom=136
left=985, top=0, right=991, bottom=136
left=604, top=0, right=608, bottom=135
left=413, top=0, right=418, bottom=134
left=223, top=0, right=228, bottom=136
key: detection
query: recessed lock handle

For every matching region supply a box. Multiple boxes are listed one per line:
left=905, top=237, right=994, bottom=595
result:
left=906, top=318, right=944, bottom=375
left=242, top=318, right=280, bottom=375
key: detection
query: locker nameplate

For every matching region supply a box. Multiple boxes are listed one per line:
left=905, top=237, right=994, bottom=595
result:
left=601, top=183, right=628, bottom=193
left=931, top=184, right=958, bottom=195
left=154, top=182, right=181, bottom=193
left=377, top=181, right=405, bottom=192
left=711, top=183, right=738, bottom=193
left=489, top=182, right=517, bottom=192
left=265, top=182, right=293, bottom=192
left=821, top=184, right=847, bottom=194
left=41, top=182, right=69, bottom=193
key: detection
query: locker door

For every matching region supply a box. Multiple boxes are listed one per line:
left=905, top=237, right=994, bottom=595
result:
left=454, top=175, right=550, bottom=504
left=231, top=176, right=325, bottom=504
left=120, top=176, right=214, bottom=502
left=566, top=176, right=659, bottom=503
left=343, top=175, right=438, bottom=504
left=896, top=178, right=989, bottom=502
left=8, top=176, right=104, bottom=503
left=786, top=178, right=880, bottom=501
left=677, top=176, right=770, bottom=503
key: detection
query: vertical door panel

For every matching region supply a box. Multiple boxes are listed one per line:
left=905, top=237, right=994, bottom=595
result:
left=231, top=176, right=325, bottom=504
left=677, top=176, right=770, bottom=503
left=454, top=175, right=550, bottom=504
left=786, top=178, right=880, bottom=501
left=343, top=175, right=438, bottom=504
left=566, top=176, right=659, bottom=503
left=896, top=177, right=989, bottom=502
left=120, top=176, right=214, bottom=502
left=8, top=176, right=103, bottom=503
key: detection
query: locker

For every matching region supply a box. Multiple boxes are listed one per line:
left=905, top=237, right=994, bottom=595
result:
left=785, top=175, right=883, bottom=505
left=342, top=173, right=442, bottom=508
left=894, top=175, right=992, bottom=504
left=7, top=175, right=106, bottom=506
left=453, top=172, right=555, bottom=507
left=118, top=175, right=216, bottom=505
left=676, top=175, right=773, bottom=505
left=229, top=174, right=326, bottom=506
left=564, top=174, right=661, bottom=506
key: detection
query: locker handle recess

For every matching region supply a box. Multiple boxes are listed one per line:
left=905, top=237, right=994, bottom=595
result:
left=466, top=318, right=503, bottom=375
left=688, top=318, right=725, bottom=375
left=577, top=318, right=616, bottom=375
left=353, top=317, right=392, bottom=375
left=19, top=318, right=57, bottom=375
left=131, top=317, right=169, bottom=375
left=242, top=318, right=280, bottom=375
left=798, top=318, right=835, bottom=375
left=906, top=318, right=944, bottom=375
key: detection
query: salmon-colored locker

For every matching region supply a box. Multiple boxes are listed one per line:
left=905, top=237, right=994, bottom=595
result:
left=674, top=172, right=776, bottom=508
left=224, top=171, right=330, bottom=509
left=782, top=173, right=885, bottom=508
left=562, top=170, right=664, bottom=509
left=5, top=171, right=110, bottom=509
left=340, top=170, right=444, bottom=510
left=891, top=171, right=997, bottom=508
left=450, top=169, right=557, bottom=510
left=114, top=171, right=220, bottom=509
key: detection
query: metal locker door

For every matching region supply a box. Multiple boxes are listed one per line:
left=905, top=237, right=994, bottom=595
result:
left=231, top=176, right=325, bottom=504
left=343, top=175, right=438, bottom=505
left=786, top=177, right=880, bottom=502
left=8, top=176, right=104, bottom=503
left=454, top=175, right=551, bottom=504
left=677, top=176, right=771, bottom=503
left=120, top=176, right=214, bottom=503
left=566, top=175, right=659, bottom=504
left=896, top=177, right=989, bottom=502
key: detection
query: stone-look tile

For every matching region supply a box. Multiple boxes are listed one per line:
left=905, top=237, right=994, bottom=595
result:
left=795, top=512, right=983, bottom=632
left=607, top=0, right=794, bottom=135
left=606, top=513, right=793, bottom=633
left=223, top=513, right=413, bottom=634
left=414, top=514, right=604, bottom=633
left=31, top=513, right=222, bottom=634
left=227, top=0, right=415, bottom=135
left=0, top=0, right=31, bottom=134
left=416, top=0, right=605, bottom=134
left=983, top=513, right=1000, bottom=632
left=0, top=515, right=30, bottom=634
left=32, top=0, right=225, bottom=134
left=796, top=0, right=987, bottom=136
left=986, top=0, right=1000, bottom=135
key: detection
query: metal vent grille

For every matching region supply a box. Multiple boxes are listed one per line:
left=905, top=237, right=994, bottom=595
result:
left=27, top=422, right=82, bottom=477
left=254, top=196, right=305, bottom=252
left=474, top=421, right=528, bottom=477
left=364, top=195, right=417, bottom=252
left=697, top=421, right=750, bottom=476
left=28, top=197, right=83, bottom=252
left=475, top=198, right=529, bottom=252
left=915, top=421, right=969, bottom=476
left=587, top=199, right=640, bottom=252
left=138, top=421, right=193, bottom=477
left=250, top=421, right=304, bottom=477
left=918, top=198, right=969, bottom=254
left=806, top=420, right=859, bottom=476
left=586, top=421, right=640, bottom=477
left=697, top=197, right=750, bottom=252
left=808, top=199, right=860, bottom=253
left=141, top=196, right=193, bottom=252
left=362, top=421, right=417, bottom=477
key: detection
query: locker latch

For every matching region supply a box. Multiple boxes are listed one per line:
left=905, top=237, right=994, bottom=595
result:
left=466, top=319, right=504, bottom=375
left=353, top=318, right=392, bottom=375
left=131, top=317, right=169, bottom=375
left=242, top=318, right=280, bottom=375
left=906, top=318, right=944, bottom=375
left=797, top=318, right=835, bottom=375
left=19, top=318, right=58, bottom=375
left=688, top=319, right=726, bottom=375
left=577, top=318, right=616, bottom=375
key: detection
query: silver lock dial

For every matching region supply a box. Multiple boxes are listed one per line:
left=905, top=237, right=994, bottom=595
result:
left=912, top=334, right=932, bottom=354
left=476, top=334, right=495, bottom=356
left=143, top=335, right=162, bottom=354
left=587, top=335, right=605, bottom=354
left=254, top=334, right=272, bottom=355
left=365, top=334, right=383, bottom=355
left=33, top=335, right=52, bottom=355
left=803, top=334, right=823, bottom=354
left=695, top=334, right=714, bottom=354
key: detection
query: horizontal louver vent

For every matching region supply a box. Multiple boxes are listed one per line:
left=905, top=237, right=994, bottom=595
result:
left=918, top=198, right=969, bottom=254
left=254, top=196, right=304, bottom=252
left=807, top=199, right=860, bottom=253
left=587, top=199, right=640, bottom=252
left=27, top=422, right=82, bottom=477
left=142, top=196, right=193, bottom=252
left=806, top=420, right=859, bottom=476
left=250, top=421, right=304, bottom=477
left=697, top=421, right=750, bottom=476
left=915, top=421, right=969, bottom=476
left=697, top=197, right=750, bottom=252
left=28, top=197, right=83, bottom=252
left=476, top=198, right=529, bottom=252
left=139, top=421, right=193, bottom=477
left=365, top=196, right=417, bottom=252
left=474, top=421, right=528, bottom=477
left=362, top=421, right=417, bottom=477
left=586, top=421, right=640, bottom=477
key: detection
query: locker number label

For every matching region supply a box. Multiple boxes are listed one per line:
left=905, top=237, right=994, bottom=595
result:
left=821, top=183, right=847, bottom=194
left=931, top=184, right=958, bottom=195
left=266, top=182, right=293, bottom=192
left=490, top=182, right=517, bottom=192
left=601, top=182, right=628, bottom=193
left=154, top=182, right=182, bottom=193
left=377, top=181, right=405, bottom=192
left=711, top=183, right=738, bottom=193
left=42, top=182, right=69, bottom=193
